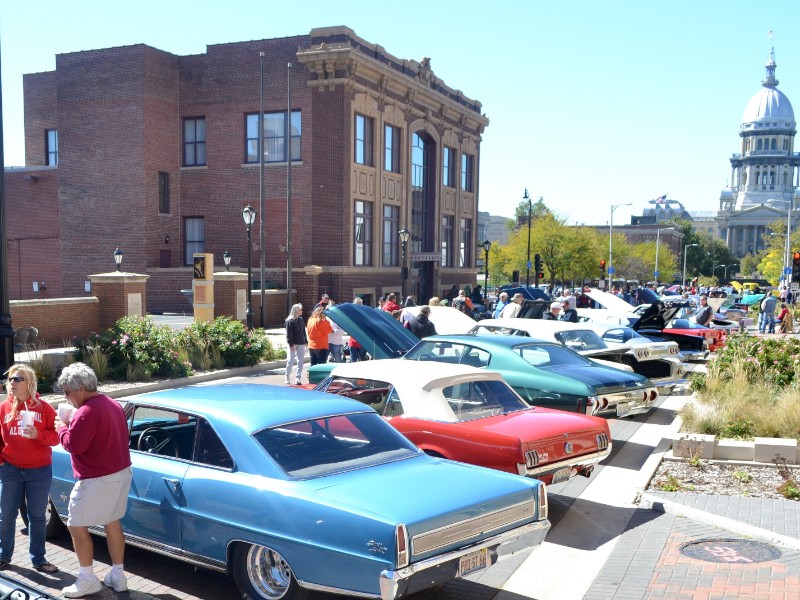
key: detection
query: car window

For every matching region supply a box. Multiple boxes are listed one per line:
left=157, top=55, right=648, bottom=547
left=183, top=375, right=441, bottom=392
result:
left=601, top=328, right=627, bottom=343
left=193, top=418, right=234, bottom=469
left=515, top=343, right=591, bottom=368
left=129, top=406, right=197, bottom=460
left=316, top=377, right=392, bottom=415
left=254, top=412, right=418, bottom=478
left=405, top=341, right=490, bottom=368
left=553, top=330, right=606, bottom=351
left=384, top=388, right=404, bottom=417
left=442, top=380, right=528, bottom=421
left=471, top=325, right=529, bottom=337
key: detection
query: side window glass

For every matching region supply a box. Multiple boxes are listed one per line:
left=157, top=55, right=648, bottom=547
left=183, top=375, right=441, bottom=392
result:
left=129, top=407, right=194, bottom=460
left=384, top=388, right=404, bottom=417
left=193, top=418, right=234, bottom=469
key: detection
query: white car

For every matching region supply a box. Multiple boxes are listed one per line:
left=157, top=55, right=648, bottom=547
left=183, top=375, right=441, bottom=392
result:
left=401, top=305, right=478, bottom=334
left=470, top=318, right=686, bottom=394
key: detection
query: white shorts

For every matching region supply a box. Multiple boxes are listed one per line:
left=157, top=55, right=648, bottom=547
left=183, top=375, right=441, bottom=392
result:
left=67, top=467, right=132, bottom=527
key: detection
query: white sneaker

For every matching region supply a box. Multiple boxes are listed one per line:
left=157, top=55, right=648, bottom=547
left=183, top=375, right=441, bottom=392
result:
left=62, top=575, right=103, bottom=598
left=103, top=569, right=129, bottom=592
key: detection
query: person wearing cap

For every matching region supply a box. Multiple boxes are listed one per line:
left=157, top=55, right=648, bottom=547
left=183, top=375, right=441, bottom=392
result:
left=314, top=294, right=331, bottom=309
left=558, top=298, right=579, bottom=322
left=375, top=296, right=386, bottom=311
left=499, top=293, right=524, bottom=318
left=542, top=301, right=562, bottom=320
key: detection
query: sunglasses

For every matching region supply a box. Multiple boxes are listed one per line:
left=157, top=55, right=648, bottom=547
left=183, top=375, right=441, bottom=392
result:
left=8, top=376, right=24, bottom=383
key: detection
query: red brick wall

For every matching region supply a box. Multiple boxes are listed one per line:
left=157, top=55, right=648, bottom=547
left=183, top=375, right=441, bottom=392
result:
left=10, top=298, right=100, bottom=346
left=23, top=72, right=57, bottom=167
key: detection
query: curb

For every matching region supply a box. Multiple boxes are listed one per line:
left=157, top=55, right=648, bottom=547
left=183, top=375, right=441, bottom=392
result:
left=639, top=491, right=800, bottom=550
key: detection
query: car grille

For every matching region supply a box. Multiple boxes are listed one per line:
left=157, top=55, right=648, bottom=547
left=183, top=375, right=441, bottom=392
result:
left=411, top=500, right=537, bottom=555
left=596, top=433, right=610, bottom=450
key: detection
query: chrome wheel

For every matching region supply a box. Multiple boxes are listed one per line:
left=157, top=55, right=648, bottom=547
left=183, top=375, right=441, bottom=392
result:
left=244, top=545, right=293, bottom=599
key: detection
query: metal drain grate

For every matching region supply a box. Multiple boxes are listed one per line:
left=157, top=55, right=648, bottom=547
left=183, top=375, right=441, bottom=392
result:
left=680, top=538, right=781, bottom=563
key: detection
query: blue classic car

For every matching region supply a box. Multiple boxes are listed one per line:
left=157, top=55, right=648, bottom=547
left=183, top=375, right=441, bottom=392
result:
left=47, top=384, right=550, bottom=600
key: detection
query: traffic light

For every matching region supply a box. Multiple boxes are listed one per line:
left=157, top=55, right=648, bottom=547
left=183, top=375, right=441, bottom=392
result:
left=793, top=251, right=800, bottom=283
left=534, top=254, right=543, bottom=280
left=600, top=259, right=606, bottom=274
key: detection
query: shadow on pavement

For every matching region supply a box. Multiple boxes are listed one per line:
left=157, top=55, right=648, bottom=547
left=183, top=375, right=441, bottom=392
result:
left=602, top=438, right=662, bottom=471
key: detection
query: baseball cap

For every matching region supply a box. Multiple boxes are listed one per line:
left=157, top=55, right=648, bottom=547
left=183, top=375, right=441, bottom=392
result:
left=550, top=301, right=562, bottom=309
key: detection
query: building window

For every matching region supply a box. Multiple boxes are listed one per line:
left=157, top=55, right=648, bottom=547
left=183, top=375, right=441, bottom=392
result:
left=442, top=147, right=455, bottom=188
left=460, top=218, right=472, bottom=267
left=354, top=200, right=373, bottom=266
left=46, top=129, right=58, bottom=166
left=246, top=111, right=301, bottom=163
left=355, top=114, right=374, bottom=166
left=382, top=205, right=399, bottom=267
left=384, top=124, right=400, bottom=173
left=158, top=172, right=170, bottom=214
left=461, top=153, right=474, bottom=192
left=757, top=138, right=763, bottom=151
left=183, top=118, right=206, bottom=166
left=184, top=217, right=205, bottom=266
left=441, top=216, right=454, bottom=267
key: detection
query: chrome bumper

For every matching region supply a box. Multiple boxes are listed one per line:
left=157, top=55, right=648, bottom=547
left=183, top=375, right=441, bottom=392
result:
left=378, top=520, right=550, bottom=600
left=599, top=388, right=657, bottom=417
left=524, top=446, right=612, bottom=478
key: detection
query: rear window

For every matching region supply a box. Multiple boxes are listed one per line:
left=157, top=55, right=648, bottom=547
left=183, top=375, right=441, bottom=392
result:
left=515, top=343, right=591, bottom=368
left=443, top=379, right=529, bottom=421
left=553, top=330, right=606, bottom=351
left=253, top=412, right=418, bottom=478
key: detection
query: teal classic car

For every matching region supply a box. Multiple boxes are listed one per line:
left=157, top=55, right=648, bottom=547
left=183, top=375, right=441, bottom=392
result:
left=47, top=384, right=550, bottom=600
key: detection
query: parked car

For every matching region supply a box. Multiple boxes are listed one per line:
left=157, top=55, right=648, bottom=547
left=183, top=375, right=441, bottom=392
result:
left=309, top=303, right=602, bottom=415
left=47, top=384, right=550, bottom=600
left=314, top=360, right=612, bottom=485
left=404, top=334, right=658, bottom=418
left=469, top=319, right=686, bottom=393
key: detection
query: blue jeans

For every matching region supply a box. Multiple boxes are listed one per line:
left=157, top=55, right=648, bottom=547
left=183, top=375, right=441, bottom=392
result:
left=348, top=346, right=366, bottom=362
left=0, top=463, right=52, bottom=566
left=309, top=348, right=330, bottom=366
left=329, top=344, right=343, bottom=363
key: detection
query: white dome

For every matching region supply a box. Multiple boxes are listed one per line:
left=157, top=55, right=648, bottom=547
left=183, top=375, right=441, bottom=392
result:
left=742, top=87, right=794, bottom=124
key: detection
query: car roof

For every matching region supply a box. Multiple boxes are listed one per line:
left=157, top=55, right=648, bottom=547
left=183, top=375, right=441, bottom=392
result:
left=420, top=333, right=557, bottom=349
left=124, top=383, right=372, bottom=431
left=478, top=318, right=596, bottom=335
left=329, top=359, right=504, bottom=389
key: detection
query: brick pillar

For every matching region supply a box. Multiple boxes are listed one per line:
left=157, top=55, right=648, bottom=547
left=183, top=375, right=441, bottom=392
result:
left=213, top=271, right=247, bottom=322
left=89, top=272, right=150, bottom=330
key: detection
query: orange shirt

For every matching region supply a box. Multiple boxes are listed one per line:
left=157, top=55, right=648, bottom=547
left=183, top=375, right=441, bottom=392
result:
left=306, top=316, right=333, bottom=349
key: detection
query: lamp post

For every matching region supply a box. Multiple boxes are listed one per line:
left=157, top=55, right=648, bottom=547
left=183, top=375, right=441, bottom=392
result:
left=399, top=228, right=410, bottom=299
left=609, top=203, right=632, bottom=290
left=223, top=251, right=231, bottom=271
left=783, top=199, right=793, bottom=287
left=654, top=226, right=674, bottom=286
left=713, top=264, right=727, bottom=282
left=258, top=51, right=266, bottom=327
left=724, top=263, right=738, bottom=280
left=242, top=205, right=257, bottom=330
left=524, top=189, right=532, bottom=286
left=682, top=243, right=698, bottom=289
left=482, top=240, right=492, bottom=291
left=113, top=247, right=123, bottom=272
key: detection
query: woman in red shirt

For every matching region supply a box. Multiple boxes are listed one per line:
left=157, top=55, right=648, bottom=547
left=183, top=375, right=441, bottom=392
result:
left=0, top=364, right=59, bottom=573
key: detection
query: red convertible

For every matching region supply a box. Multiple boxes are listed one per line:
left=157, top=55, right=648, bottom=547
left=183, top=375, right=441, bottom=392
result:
left=314, top=359, right=612, bottom=486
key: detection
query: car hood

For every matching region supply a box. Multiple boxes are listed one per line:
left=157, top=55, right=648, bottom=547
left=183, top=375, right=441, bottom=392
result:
left=325, top=303, right=418, bottom=359
left=632, top=301, right=686, bottom=332
left=458, top=409, right=607, bottom=440
left=540, top=363, right=651, bottom=392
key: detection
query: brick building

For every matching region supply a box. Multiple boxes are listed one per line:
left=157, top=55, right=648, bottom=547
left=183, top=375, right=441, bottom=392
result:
left=6, top=26, right=488, bottom=324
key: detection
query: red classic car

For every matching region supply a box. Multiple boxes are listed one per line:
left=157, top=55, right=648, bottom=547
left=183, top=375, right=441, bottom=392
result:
left=314, top=359, right=612, bottom=485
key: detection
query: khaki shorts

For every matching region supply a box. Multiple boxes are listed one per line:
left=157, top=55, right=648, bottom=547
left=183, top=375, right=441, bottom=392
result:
left=67, top=467, right=132, bottom=527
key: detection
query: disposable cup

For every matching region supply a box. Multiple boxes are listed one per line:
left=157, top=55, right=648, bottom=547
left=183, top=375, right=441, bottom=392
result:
left=19, top=410, right=35, bottom=428
left=58, top=403, right=75, bottom=422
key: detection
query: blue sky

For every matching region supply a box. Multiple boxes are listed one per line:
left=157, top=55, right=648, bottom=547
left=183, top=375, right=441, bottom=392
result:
left=2, top=0, right=800, bottom=226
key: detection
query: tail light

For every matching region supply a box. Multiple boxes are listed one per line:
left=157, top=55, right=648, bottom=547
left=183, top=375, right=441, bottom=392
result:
left=538, top=484, right=548, bottom=521
left=586, top=396, right=599, bottom=415
left=525, top=449, right=541, bottom=468
left=596, top=433, right=610, bottom=450
left=395, top=523, right=409, bottom=568
left=650, top=390, right=658, bottom=401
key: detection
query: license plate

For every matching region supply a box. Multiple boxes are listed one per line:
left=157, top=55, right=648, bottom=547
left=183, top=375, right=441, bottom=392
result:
left=551, top=467, right=571, bottom=484
left=616, top=403, right=630, bottom=417
left=457, top=548, right=489, bottom=578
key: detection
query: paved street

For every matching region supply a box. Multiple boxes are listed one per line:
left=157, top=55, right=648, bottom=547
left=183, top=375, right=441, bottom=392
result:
left=2, top=362, right=799, bottom=599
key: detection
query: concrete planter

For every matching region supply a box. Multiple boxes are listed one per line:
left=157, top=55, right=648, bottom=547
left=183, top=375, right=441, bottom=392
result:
left=671, top=434, right=799, bottom=465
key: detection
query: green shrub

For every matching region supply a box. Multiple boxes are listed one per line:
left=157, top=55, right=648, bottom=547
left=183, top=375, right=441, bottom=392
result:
left=720, top=417, right=756, bottom=440
left=688, top=372, right=706, bottom=393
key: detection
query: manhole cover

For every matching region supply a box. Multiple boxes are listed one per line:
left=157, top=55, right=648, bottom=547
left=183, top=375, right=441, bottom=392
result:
left=680, top=538, right=781, bottom=563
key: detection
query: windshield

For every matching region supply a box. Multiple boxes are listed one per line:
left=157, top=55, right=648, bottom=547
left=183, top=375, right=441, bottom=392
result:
left=553, top=330, right=607, bottom=351
left=254, top=412, right=418, bottom=478
left=443, top=379, right=529, bottom=421
left=515, top=342, right=592, bottom=368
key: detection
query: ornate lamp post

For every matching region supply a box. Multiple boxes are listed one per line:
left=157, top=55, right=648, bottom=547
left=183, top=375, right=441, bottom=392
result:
left=399, top=228, right=410, bottom=299
left=682, top=243, right=698, bottom=289
left=242, top=205, right=257, bottom=330
left=223, top=251, right=231, bottom=271
left=654, top=227, right=674, bottom=286
left=608, top=203, right=631, bottom=290
left=113, top=247, right=123, bottom=272
left=482, top=240, right=491, bottom=291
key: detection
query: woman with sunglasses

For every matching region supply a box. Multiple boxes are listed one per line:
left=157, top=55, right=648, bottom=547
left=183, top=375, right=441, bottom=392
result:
left=0, top=364, right=59, bottom=573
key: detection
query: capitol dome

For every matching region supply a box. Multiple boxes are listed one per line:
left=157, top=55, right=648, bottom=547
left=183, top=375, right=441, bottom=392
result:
left=740, top=51, right=794, bottom=126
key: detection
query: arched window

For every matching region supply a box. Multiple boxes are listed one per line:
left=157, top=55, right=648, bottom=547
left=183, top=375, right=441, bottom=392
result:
left=755, top=171, right=760, bottom=185
left=771, top=138, right=777, bottom=150
left=770, top=170, right=775, bottom=186
left=757, top=138, right=763, bottom=150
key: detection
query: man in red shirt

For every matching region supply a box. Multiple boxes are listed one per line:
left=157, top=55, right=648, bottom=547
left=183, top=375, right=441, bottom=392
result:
left=383, top=292, right=401, bottom=313
left=56, top=363, right=132, bottom=598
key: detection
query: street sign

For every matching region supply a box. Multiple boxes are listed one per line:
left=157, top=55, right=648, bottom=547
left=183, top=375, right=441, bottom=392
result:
left=607, top=267, right=615, bottom=274
left=526, top=261, right=532, bottom=269
left=785, top=267, right=793, bottom=275
left=654, top=271, right=660, bottom=278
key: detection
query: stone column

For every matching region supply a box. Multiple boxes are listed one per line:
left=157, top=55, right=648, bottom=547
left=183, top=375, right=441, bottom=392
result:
left=88, top=271, right=150, bottom=331
left=213, top=271, right=248, bottom=322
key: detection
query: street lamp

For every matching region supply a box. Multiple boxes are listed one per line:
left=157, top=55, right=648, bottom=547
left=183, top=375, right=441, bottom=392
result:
left=654, top=226, right=674, bottom=286
left=524, top=189, right=532, bottom=286
left=724, top=263, right=738, bottom=280
left=608, top=203, right=632, bottom=290
left=682, top=243, right=698, bottom=289
left=223, top=251, right=231, bottom=271
left=713, top=264, right=727, bottom=281
left=399, top=228, right=410, bottom=299
left=242, top=205, right=257, bottom=330
left=113, top=247, right=123, bottom=272
left=482, top=240, right=492, bottom=291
